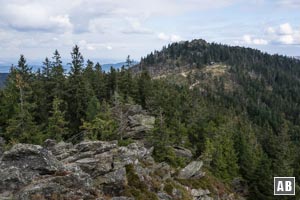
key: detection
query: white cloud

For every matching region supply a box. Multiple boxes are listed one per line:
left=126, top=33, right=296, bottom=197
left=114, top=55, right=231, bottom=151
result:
left=252, top=38, right=268, bottom=45
left=78, top=40, right=96, bottom=51
left=158, top=32, right=182, bottom=42
left=0, top=3, right=73, bottom=33
left=243, top=35, right=252, bottom=44
left=266, top=27, right=275, bottom=34
left=49, top=15, right=73, bottom=31
left=279, top=35, right=294, bottom=44
left=158, top=32, right=170, bottom=41
left=122, top=18, right=153, bottom=34
left=279, top=23, right=293, bottom=35
left=266, top=23, right=300, bottom=45
left=78, top=40, right=116, bottom=51
left=106, top=45, right=113, bottom=50
left=170, top=35, right=182, bottom=42
left=242, top=35, right=268, bottom=45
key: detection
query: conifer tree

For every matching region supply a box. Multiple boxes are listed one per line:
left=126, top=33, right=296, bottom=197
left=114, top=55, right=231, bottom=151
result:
left=86, top=96, right=100, bottom=122
left=5, top=56, right=40, bottom=143
left=93, top=62, right=106, bottom=100
left=66, top=45, right=89, bottom=135
left=46, top=97, right=68, bottom=141
left=51, top=50, right=66, bottom=99
left=81, top=101, right=117, bottom=140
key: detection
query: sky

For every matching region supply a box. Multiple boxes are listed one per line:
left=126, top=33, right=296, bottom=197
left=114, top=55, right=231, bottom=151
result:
left=0, top=0, right=299, bottom=70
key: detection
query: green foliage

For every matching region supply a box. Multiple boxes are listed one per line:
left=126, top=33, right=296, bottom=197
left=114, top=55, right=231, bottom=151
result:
left=163, top=179, right=192, bottom=200
left=149, top=113, right=186, bottom=167
left=137, top=70, right=151, bottom=108
left=46, top=97, right=68, bottom=141
left=81, top=101, right=117, bottom=140
left=118, top=138, right=135, bottom=147
left=86, top=96, right=101, bottom=122
left=124, top=164, right=158, bottom=200
left=176, top=171, right=232, bottom=197
left=66, top=45, right=90, bottom=135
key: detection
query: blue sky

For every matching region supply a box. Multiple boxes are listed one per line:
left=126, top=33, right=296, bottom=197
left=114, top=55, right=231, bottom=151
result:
left=0, top=0, right=299, bottom=71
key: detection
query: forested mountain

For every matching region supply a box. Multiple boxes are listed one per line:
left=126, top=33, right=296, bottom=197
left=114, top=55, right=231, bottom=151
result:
left=0, top=40, right=300, bottom=199
left=133, top=39, right=300, bottom=199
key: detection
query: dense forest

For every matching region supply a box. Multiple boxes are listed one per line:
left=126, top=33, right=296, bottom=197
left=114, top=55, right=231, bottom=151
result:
left=1, top=40, right=300, bottom=199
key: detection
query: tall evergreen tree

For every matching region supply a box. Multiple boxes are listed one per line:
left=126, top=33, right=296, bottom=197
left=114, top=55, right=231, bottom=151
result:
left=66, top=45, right=88, bottom=135
left=51, top=50, right=66, bottom=99
left=46, top=97, right=68, bottom=141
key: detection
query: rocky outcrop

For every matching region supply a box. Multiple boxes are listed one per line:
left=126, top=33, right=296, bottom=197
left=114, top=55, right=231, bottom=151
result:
left=126, top=113, right=155, bottom=138
left=113, top=104, right=155, bottom=139
left=0, top=144, right=63, bottom=196
left=172, top=146, right=193, bottom=160
left=0, top=140, right=154, bottom=199
left=178, top=161, right=205, bottom=179
left=0, top=139, right=241, bottom=200
left=191, top=188, right=212, bottom=200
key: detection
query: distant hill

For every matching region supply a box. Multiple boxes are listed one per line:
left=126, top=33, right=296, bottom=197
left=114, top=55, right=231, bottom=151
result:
left=102, top=61, right=138, bottom=71
left=0, top=73, right=8, bottom=88
left=132, top=39, right=300, bottom=133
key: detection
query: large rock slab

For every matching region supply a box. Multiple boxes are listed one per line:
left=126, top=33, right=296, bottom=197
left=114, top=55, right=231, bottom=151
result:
left=0, top=144, right=62, bottom=195
left=16, top=173, right=98, bottom=200
left=112, top=104, right=155, bottom=139
left=178, top=161, right=205, bottom=179
left=126, top=114, right=155, bottom=139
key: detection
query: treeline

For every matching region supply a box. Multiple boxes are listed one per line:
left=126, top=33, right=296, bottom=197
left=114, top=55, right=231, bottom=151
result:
left=0, top=46, right=146, bottom=143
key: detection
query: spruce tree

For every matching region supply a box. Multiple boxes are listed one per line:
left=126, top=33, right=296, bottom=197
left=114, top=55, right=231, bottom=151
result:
left=66, top=45, right=89, bottom=135
left=46, top=97, right=68, bottom=141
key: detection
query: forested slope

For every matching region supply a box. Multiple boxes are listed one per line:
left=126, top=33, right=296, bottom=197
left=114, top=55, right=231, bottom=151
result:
left=1, top=40, right=300, bottom=199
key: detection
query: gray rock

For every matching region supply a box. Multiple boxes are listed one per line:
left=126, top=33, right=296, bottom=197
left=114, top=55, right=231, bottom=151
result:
left=16, top=173, right=98, bottom=200
left=113, top=143, right=153, bottom=169
left=50, top=141, right=77, bottom=160
left=111, top=104, right=155, bottom=139
left=157, top=192, right=173, bottom=200
left=173, top=146, right=193, bottom=160
left=191, top=188, right=210, bottom=197
left=1, top=143, right=62, bottom=174
left=0, top=143, right=62, bottom=196
left=0, top=166, right=24, bottom=196
left=0, top=137, right=241, bottom=200
left=126, top=104, right=144, bottom=115
left=75, top=140, right=118, bottom=153
left=172, top=188, right=182, bottom=199
left=198, top=196, right=214, bottom=200
left=96, top=167, right=127, bottom=185
left=126, top=114, right=155, bottom=139
left=97, top=167, right=127, bottom=196
left=112, top=197, right=135, bottom=200
left=154, top=162, right=172, bottom=180
left=43, top=138, right=57, bottom=149
left=178, top=161, right=205, bottom=179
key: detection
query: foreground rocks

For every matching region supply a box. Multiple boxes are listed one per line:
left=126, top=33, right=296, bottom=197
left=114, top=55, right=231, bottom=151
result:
left=0, top=139, right=242, bottom=200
